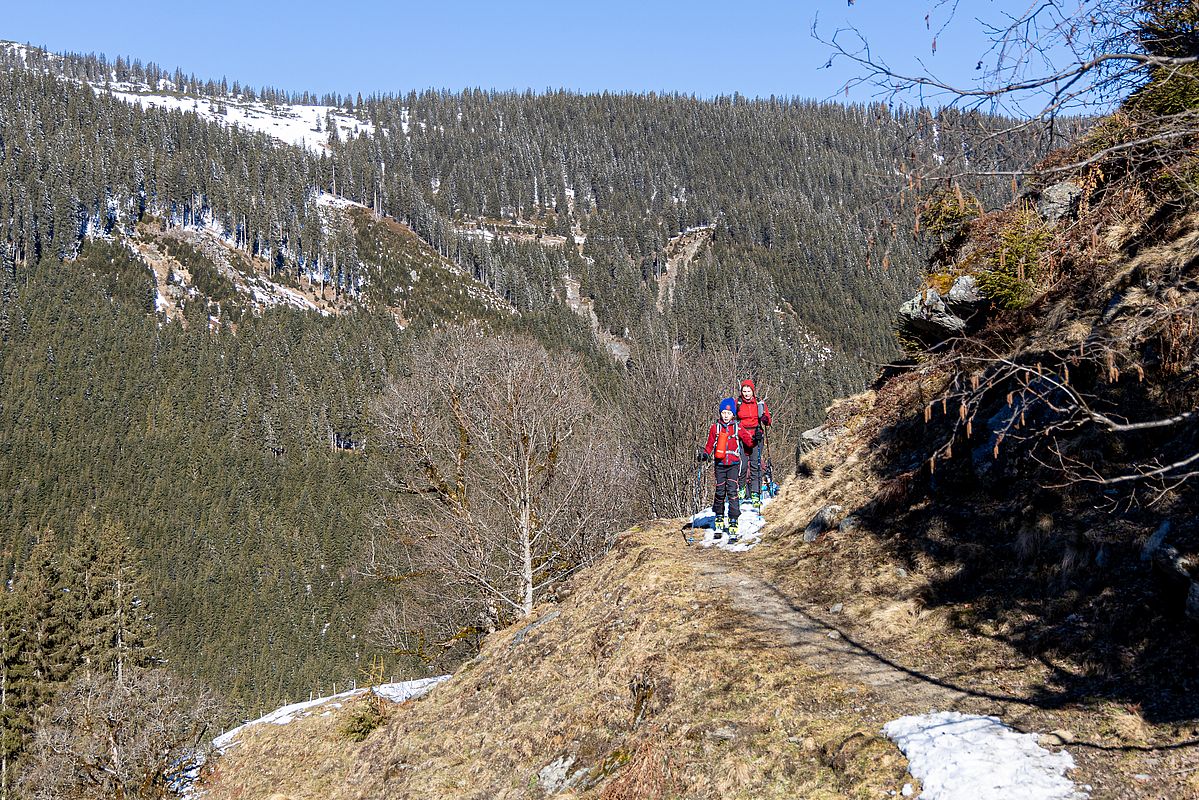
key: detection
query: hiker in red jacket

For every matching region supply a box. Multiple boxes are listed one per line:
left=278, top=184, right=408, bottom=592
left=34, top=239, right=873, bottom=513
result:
left=698, top=397, right=754, bottom=542
left=736, top=379, right=772, bottom=512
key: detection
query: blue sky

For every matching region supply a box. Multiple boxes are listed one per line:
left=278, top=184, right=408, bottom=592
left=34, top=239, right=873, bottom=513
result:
left=5, top=1, right=1035, bottom=103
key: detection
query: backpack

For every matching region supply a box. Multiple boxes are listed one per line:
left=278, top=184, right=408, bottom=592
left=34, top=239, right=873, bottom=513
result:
left=714, top=421, right=741, bottom=462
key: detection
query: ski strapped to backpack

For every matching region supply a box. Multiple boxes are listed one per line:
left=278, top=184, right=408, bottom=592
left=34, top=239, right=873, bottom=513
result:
left=750, top=393, right=779, bottom=499
left=760, top=403, right=778, bottom=498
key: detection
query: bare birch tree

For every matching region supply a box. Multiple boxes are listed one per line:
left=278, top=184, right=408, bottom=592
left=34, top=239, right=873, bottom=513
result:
left=368, top=328, right=632, bottom=658
left=620, top=331, right=740, bottom=518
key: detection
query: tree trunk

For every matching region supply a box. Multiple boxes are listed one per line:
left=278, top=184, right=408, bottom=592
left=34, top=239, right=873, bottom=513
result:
left=115, top=574, right=124, bottom=686
left=520, top=451, right=534, bottom=616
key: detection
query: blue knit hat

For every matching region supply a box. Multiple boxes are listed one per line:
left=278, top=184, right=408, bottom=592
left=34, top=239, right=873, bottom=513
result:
left=719, top=397, right=736, bottom=416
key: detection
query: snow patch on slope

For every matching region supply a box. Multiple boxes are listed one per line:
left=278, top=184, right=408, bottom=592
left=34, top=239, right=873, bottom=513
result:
left=883, top=712, right=1088, bottom=800
left=213, top=676, right=449, bottom=752
left=102, top=89, right=373, bottom=155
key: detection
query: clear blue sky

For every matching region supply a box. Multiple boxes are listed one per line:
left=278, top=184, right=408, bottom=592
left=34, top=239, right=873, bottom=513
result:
left=3, top=1, right=1036, bottom=102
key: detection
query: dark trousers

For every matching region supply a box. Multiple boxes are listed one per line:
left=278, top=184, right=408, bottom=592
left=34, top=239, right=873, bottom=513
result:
left=740, top=442, right=762, bottom=497
left=713, top=461, right=741, bottom=521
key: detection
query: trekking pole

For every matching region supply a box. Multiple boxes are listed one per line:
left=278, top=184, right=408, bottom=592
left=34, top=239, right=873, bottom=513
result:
left=684, top=448, right=704, bottom=545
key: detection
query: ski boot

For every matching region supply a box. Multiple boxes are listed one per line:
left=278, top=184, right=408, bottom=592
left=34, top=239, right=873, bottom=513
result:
left=727, top=519, right=740, bottom=544
left=751, top=493, right=762, bottom=513
left=712, top=516, right=726, bottom=541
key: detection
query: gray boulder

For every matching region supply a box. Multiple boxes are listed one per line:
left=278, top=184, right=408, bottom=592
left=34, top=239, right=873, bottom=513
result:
left=1037, top=181, right=1083, bottom=224
left=538, top=753, right=586, bottom=794
left=804, top=504, right=844, bottom=542
left=946, top=274, right=982, bottom=308
left=898, top=277, right=986, bottom=344
left=838, top=515, right=861, bottom=534
left=799, top=425, right=845, bottom=454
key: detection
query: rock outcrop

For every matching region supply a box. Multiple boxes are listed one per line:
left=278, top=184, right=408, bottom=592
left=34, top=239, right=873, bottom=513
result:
left=897, top=275, right=987, bottom=345
left=1037, top=181, right=1083, bottom=224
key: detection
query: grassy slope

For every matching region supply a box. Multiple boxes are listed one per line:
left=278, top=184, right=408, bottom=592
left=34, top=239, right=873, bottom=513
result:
left=202, top=523, right=913, bottom=800
left=201, top=391, right=1199, bottom=800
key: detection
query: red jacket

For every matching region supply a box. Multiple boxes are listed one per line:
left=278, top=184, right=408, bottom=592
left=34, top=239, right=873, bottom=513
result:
left=704, top=419, right=753, bottom=465
left=736, top=379, right=771, bottom=432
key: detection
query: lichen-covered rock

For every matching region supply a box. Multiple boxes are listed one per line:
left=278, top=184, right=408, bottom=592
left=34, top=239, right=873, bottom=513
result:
left=946, top=274, right=982, bottom=307
left=898, top=278, right=987, bottom=344
left=899, top=288, right=962, bottom=339
left=538, top=753, right=585, bottom=793
left=1037, top=181, right=1083, bottom=224
left=799, top=424, right=845, bottom=453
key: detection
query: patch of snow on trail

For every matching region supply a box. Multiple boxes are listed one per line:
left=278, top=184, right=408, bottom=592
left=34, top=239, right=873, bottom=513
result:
left=689, top=494, right=773, bottom=552
left=883, top=712, right=1088, bottom=800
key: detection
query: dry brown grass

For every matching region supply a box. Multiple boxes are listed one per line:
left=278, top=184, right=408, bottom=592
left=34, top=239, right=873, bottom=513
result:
left=200, top=525, right=913, bottom=800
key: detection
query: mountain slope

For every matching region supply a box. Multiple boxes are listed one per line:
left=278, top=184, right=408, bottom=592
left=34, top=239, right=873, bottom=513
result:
left=201, top=521, right=915, bottom=799
left=199, top=505, right=1174, bottom=798
left=196, top=153, right=1199, bottom=798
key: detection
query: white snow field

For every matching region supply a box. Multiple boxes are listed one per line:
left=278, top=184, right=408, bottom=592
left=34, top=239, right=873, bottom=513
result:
left=883, top=712, right=1089, bottom=800
left=104, top=89, right=374, bottom=155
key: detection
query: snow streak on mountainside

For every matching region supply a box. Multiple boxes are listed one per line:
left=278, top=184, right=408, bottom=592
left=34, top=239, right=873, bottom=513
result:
left=102, top=87, right=374, bottom=155
left=0, top=42, right=373, bottom=155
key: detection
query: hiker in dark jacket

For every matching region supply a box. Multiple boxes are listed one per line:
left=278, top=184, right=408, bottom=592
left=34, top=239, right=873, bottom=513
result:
left=735, top=379, right=772, bottom=511
left=698, top=397, right=753, bottom=541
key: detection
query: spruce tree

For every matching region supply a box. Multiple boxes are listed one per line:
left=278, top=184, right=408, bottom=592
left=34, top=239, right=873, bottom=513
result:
left=0, top=589, right=30, bottom=800
left=67, top=516, right=159, bottom=681
left=12, top=532, right=72, bottom=702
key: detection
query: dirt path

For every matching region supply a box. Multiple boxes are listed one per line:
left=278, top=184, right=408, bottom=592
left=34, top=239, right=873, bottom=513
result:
left=695, top=561, right=972, bottom=711
left=686, top=551, right=1189, bottom=799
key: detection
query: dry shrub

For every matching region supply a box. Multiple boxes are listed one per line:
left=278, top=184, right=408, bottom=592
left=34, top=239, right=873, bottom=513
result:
left=1154, top=301, right=1199, bottom=375
left=866, top=599, right=944, bottom=635
left=19, top=668, right=224, bottom=800
left=1104, top=705, right=1152, bottom=746
left=1015, top=514, right=1056, bottom=563
left=598, top=743, right=679, bottom=800
left=873, top=470, right=915, bottom=513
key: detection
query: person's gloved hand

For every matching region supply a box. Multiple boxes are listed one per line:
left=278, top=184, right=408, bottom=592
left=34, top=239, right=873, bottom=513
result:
left=752, top=428, right=763, bottom=446
left=697, top=451, right=710, bottom=463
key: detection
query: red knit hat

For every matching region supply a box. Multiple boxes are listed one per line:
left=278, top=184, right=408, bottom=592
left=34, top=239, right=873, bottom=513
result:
left=740, top=379, right=756, bottom=395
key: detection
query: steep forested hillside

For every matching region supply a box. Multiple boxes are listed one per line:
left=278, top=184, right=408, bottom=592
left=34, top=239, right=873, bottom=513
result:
left=1, top=240, right=408, bottom=709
